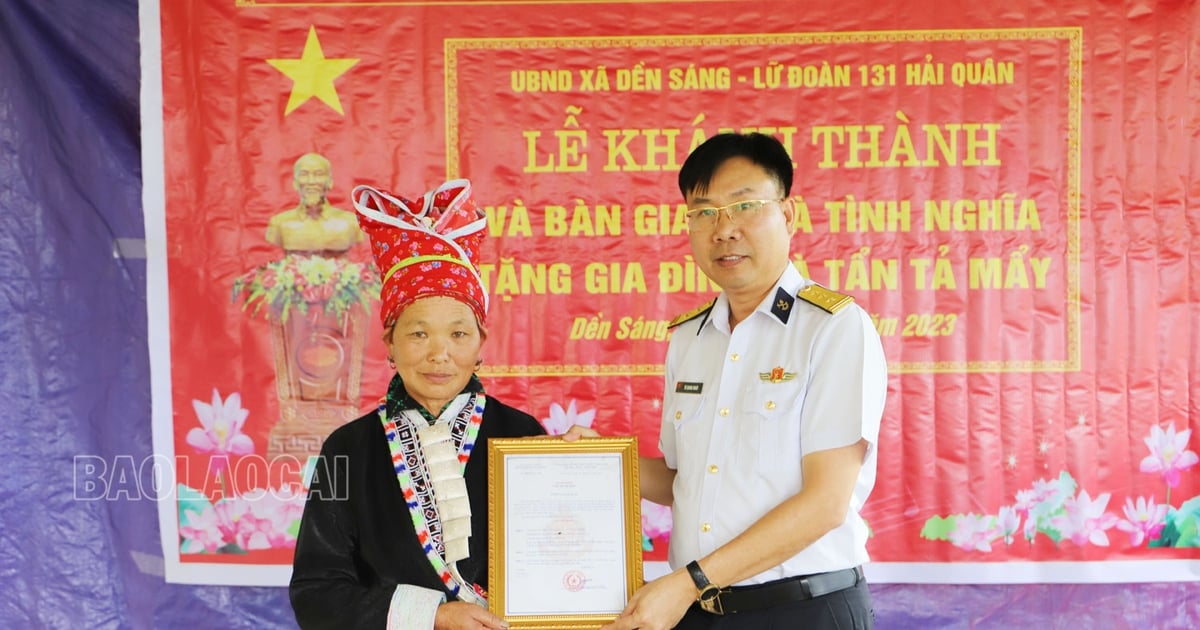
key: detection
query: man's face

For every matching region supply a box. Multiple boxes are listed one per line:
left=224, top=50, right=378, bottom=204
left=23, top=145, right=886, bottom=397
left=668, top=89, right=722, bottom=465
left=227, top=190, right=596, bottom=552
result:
left=686, top=156, right=795, bottom=305
left=293, top=155, right=332, bottom=207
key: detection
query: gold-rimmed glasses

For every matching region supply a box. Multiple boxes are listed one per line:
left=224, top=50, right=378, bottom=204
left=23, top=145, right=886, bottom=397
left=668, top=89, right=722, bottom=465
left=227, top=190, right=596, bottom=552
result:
left=684, top=198, right=783, bottom=232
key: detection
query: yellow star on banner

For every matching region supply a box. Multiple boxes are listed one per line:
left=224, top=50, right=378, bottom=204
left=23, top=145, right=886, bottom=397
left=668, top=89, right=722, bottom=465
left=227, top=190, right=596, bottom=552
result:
left=266, top=26, right=359, bottom=115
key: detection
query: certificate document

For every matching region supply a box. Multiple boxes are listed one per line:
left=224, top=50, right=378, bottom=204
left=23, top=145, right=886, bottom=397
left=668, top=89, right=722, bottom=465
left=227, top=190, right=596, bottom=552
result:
left=488, top=437, right=643, bottom=629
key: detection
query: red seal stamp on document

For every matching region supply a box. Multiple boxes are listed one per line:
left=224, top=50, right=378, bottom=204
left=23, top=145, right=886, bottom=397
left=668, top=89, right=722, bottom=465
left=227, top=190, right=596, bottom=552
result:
left=563, top=569, right=586, bottom=592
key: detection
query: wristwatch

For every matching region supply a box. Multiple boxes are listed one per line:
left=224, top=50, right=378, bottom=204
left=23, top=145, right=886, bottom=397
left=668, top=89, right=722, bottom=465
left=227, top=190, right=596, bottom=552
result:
left=685, top=560, right=724, bottom=615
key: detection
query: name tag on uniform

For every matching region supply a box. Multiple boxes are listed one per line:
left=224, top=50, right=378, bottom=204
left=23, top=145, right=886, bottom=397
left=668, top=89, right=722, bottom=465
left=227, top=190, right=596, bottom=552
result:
left=675, top=381, right=703, bottom=394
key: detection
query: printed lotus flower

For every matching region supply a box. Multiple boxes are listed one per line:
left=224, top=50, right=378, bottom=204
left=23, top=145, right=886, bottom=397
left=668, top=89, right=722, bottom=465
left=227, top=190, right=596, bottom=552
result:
left=1025, top=473, right=1076, bottom=532
left=186, top=389, right=254, bottom=475
left=541, top=399, right=598, bottom=435
left=921, top=470, right=1166, bottom=552
left=997, top=505, right=1021, bottom=545
left=1022, top=514, right=1038, bottom=541
left=1051, top=490, right=1118, bottom=547
left=179, top=504, right=227, bottom=554
left=1139, top=424, right=1199, bottom=489
left=177, top=483, right=305, bottom=554
left=641, top=499, right=673, bottom=540
left=211, top=494, right=250, bottom=543
left=210, top=486, right=305, bottom=551
left=948, top=514, right=999, bottom=552
left=1031, top=475, right=1074, bottom=506
left=1116, top=496, right=1169, bottom=546
left=1013, top=489, right=1037, bottom=516
left=228, top=486, right=306, bottom=550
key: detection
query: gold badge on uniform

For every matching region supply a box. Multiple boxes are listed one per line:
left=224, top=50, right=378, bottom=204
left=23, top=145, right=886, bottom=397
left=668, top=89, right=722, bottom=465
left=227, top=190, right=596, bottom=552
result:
left=759, top=366, right=795, bottom=383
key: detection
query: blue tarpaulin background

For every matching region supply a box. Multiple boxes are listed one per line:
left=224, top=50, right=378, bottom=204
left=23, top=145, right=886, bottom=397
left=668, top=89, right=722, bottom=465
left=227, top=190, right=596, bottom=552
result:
left=0, top=0, right=1195, bottom=627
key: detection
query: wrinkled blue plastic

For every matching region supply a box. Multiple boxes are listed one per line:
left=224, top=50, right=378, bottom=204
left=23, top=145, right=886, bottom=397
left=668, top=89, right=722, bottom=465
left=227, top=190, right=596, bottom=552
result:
left=0, top=1, right=1195, bottom=628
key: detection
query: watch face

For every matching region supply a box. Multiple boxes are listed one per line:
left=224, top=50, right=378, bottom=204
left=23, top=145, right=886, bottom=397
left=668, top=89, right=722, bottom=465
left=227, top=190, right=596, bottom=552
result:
left=698, top=589, right=723, bottom=615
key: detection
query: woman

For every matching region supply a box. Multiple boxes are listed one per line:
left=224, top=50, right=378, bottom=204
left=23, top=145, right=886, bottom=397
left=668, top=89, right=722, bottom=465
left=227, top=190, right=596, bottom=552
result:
left=290, top=180, right=545, bottom=629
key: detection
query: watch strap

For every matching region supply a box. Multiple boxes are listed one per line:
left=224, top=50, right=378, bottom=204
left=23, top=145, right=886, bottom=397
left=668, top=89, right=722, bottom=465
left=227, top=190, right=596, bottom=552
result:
left=685, top=560, right=710, bottom=591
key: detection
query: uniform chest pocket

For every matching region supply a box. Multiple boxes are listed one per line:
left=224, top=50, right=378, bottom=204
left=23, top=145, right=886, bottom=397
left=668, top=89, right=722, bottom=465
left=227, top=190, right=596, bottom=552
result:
left=738, top=383, right=805, bottom=474
left=668, top=395, right=707, bottom=434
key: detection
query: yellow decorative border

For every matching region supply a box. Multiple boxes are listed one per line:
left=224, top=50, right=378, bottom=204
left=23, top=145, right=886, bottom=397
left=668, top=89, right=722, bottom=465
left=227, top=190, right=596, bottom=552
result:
left=448, top=27, right=1083, bottom=376
left=479, top=358, right=1078, bottom=377
left=478, top=364, right=665, bottom=378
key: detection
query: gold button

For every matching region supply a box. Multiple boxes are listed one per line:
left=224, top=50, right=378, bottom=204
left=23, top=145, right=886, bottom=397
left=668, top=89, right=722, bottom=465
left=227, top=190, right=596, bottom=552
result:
left=766, top=401, right=775, bottom=410
left=719, top=408, right=730, bottom=417
left=701, top=523, right=712, bottom=532
left=730, top=353, right=739, bottom=361
left=675, top=410, right=682, bottom=420
left=708, top=465, right=718, bottom=473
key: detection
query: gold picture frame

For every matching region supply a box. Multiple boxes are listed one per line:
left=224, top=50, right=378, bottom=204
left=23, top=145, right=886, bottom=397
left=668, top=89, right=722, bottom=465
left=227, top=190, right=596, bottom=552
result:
left=487, top=437, right=644, bottom=629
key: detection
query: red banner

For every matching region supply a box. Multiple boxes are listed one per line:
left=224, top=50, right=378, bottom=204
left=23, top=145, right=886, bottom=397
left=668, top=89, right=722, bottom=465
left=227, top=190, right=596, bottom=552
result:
left=143, top=0, right=1200, bottom=585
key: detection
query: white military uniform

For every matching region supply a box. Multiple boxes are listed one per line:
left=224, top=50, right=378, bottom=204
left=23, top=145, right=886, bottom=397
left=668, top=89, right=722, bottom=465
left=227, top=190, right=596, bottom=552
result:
left=660, top=264, right=887, bottom=586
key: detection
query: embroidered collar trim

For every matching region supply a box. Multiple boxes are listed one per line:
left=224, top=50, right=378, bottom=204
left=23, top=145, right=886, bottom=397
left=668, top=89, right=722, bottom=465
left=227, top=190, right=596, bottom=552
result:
left=379, top=392, right=487, bottom=603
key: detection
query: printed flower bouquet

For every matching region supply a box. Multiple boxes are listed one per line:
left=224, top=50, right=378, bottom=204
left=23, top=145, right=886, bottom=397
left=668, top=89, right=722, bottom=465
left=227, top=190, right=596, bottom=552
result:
left=231, top=254, right=379, bottom=322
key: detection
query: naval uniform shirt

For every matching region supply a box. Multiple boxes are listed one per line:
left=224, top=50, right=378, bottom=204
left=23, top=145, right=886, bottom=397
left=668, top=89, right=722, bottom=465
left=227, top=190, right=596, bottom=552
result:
left=659, top=264, right=887, bottom=585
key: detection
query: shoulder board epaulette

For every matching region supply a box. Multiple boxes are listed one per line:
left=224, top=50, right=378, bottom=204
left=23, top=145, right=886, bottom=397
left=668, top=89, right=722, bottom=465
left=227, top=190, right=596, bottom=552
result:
left=797, top=284, right=853, bottom=314
left=667, top=299, right=716, bottom=328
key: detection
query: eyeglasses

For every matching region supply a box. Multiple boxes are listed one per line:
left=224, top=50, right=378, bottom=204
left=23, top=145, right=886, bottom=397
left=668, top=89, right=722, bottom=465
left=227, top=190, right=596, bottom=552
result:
left=684, top=199, right=782, bottom=232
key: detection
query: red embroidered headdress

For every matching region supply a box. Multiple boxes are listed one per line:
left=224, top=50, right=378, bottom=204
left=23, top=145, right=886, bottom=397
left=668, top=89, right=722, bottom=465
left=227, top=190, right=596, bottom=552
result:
left=352, top=179, right=489, bottom=329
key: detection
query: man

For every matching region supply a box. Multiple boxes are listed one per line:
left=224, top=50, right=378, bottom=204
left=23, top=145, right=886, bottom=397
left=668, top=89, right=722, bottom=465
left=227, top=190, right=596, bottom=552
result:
left=569, top=132, right=886, bottom=629
left=265, top=152, right=363, bottom=255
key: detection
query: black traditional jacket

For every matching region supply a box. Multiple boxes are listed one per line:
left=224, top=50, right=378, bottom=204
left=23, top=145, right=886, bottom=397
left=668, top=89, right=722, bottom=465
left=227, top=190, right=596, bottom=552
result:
left=289, top=397, right=545, bottom=629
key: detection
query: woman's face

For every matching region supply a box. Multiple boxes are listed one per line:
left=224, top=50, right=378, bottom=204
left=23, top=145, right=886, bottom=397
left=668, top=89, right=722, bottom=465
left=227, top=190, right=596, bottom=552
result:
left=386, top=296, right=485, bottom=414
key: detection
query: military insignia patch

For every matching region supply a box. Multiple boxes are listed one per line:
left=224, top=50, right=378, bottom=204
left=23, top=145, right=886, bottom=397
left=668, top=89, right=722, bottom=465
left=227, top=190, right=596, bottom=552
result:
left=759, top=367, right=796, bottom=383
left=769, top=287, right=795, bottom=323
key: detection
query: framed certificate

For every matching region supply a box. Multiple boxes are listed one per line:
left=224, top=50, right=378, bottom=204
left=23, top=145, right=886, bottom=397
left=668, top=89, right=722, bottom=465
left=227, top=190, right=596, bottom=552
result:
left=487, top=437, right=644, bottom=629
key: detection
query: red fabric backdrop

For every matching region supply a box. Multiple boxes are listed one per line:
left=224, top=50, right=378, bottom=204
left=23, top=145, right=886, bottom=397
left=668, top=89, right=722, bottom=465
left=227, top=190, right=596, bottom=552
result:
left=146, top=0, right=1200, bottom=584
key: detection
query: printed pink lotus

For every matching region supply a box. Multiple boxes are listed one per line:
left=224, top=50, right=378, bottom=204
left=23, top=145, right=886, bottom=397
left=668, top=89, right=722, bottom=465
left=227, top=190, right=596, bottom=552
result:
left=641, top=499, right=673, bottom=540
left=1139, top=423, right=1199, bottom=490
left=186, top=389, right=254, bottom=475
left=178, top=484, right=306, bottom=554
left=1115, top=496, right=1168, bottom=546
left=923, top=421, right=1199, bottom=551
left=1050, top=490, right=1119, bottom=547
left=541, top=399, right=597, bottom=435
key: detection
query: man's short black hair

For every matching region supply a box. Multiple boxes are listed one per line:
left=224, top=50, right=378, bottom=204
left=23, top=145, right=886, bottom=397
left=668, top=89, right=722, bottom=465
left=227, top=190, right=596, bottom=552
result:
left=677, top=132, right=793, bottom=200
